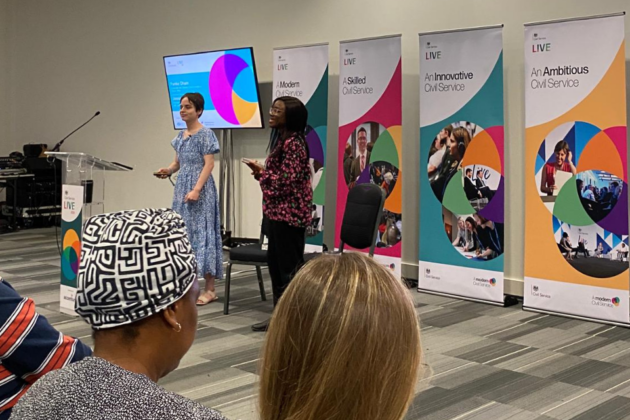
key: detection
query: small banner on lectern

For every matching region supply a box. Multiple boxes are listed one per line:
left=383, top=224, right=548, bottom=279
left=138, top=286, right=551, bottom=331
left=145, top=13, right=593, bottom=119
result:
left=273, top=43, right=329, bottom=252
left=336, top=35, right=402, bottom=275
left=60, top=184, right=84, bottom=315
left=418, top=26, right=505, bottom=304
left=524, top=14, right=629, bottom=324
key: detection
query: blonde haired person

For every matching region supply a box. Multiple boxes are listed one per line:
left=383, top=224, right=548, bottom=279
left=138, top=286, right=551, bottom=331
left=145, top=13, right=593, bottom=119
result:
left=258, top=253, right=422, bottom=420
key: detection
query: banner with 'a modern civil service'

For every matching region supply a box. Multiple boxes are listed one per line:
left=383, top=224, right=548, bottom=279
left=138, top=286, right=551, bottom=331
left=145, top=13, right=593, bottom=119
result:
left=273, top=43, right=329, bottom=252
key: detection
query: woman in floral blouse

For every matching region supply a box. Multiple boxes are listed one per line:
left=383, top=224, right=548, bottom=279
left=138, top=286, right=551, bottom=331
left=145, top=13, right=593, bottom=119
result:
left=244, top=96, right=312, bottom=332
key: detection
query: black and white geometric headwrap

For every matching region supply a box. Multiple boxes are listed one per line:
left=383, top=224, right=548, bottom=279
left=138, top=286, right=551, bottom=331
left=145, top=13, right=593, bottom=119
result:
left=75, top=208, right=197, bottom=329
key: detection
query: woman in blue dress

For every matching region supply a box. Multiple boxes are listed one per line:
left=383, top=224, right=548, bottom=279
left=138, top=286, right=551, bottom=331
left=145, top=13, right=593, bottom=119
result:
left=156, top=93, right=222, bottom=305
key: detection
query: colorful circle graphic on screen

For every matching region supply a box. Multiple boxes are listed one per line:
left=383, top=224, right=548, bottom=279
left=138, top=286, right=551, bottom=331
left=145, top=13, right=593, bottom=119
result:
left=209, top=53, right=259, bottom=125
left=538, top=121, right=629, bottom=278
left=62, top=229, right=81, bottom=280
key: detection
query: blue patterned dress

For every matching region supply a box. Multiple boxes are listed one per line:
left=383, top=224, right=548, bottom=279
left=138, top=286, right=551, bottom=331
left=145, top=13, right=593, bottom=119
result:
left=171, top=127, right=223, bottom=279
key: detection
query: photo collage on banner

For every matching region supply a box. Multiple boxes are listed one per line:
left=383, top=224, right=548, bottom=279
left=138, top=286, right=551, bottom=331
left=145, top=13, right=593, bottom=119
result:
left=273, top=44, right=329, bottom=252
left=418, top=27, right=505, bottom=304
left=337, top=35, right=402, bottom=275
left=524, top=15, right=628, bottom=324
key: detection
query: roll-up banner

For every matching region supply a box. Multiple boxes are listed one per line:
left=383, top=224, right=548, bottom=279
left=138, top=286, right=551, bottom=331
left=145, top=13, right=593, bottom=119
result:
left=273, top=43, right=329, bottom=252
left=337, top=35, right=402, bottom=275
left=60, top=184, right=84, bottom=316
left=524, top=13, right=628, bottom=325
left=418, top=26, right=505, bottom=304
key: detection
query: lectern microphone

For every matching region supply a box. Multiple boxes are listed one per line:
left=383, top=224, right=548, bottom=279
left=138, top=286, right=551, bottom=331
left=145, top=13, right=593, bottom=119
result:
left=51, top=111, right=101, bottom=152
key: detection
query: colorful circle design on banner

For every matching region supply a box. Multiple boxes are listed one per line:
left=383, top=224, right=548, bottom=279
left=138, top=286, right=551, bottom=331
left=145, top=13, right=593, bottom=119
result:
left=344, top=122, right=402, bottom=248
left=209, top=53, right=259, bottom=125
left=306, top=125, right=327, bottom=207
left=427, top=121, right=505, bottom=260
left=62, top=229, right=81, bottom=281
left=536, top=121, right=629, bottom=278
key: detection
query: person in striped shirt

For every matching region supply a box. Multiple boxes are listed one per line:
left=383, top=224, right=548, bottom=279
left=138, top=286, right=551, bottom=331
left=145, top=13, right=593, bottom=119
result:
left=0, top=277, right=91, bottom=419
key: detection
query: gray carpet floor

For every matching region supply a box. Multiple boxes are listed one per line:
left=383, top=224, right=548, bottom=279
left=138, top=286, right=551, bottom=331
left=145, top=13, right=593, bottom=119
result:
left=2, top=228, right=630, bottom=420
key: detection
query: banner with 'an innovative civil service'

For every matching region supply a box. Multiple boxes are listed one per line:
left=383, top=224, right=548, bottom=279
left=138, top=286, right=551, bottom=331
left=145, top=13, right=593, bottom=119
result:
left=419, top=26, right=505, bottom=304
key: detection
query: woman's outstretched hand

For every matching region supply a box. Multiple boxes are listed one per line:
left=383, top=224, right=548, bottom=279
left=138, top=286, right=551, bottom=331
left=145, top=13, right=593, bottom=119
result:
left=242, top=158, right=263, bottom=176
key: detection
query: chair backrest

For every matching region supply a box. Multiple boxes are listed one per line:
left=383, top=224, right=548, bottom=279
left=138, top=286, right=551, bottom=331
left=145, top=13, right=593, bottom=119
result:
left=339, top=183, right=386, bottom=256
left=259, top=217, right=270, bottom=244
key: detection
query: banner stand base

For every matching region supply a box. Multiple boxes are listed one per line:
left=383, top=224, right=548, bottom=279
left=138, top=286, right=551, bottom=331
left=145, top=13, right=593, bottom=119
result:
left=505, top=295, right=520, bottom=307
left=59, top=285, right=78, bottom=317
left=523, top=306, right=630, bottom=328
left=418, top=288, right=505, bottom=307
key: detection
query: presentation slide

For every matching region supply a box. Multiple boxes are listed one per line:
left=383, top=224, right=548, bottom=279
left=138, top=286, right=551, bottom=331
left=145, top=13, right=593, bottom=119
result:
left=164, top=47, right=264, bottom=129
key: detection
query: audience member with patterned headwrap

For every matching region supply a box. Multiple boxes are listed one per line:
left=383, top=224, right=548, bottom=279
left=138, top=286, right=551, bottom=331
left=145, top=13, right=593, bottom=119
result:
left=11, top=209, right=228, bottom=420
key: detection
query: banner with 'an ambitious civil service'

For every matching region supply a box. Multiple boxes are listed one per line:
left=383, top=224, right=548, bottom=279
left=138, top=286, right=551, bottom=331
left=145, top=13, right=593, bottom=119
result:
left=524, top=14, right=628, bottom=324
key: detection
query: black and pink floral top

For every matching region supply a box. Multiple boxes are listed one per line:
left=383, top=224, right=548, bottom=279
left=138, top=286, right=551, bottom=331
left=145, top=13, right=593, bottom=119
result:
left=259, top=134, right=312, bottom=228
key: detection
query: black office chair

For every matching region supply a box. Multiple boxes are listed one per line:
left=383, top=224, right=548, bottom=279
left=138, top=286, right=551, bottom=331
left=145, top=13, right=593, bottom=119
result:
left=338, top=183, right=386, bottom=256
left=223, top=220, right=268, bottom=315
left=305, top=183, right=386, bottom=261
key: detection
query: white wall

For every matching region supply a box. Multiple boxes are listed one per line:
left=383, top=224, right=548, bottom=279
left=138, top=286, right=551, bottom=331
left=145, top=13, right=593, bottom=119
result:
left=0, top=1, right=14, bottom=205
left=4, top=0, right=630, bottom=289
left=0, top=0, right=12, bottom=155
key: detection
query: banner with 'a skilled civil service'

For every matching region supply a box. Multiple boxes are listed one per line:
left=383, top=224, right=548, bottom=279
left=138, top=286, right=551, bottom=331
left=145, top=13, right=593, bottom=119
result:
left=337, top=35, right=402, bottom=275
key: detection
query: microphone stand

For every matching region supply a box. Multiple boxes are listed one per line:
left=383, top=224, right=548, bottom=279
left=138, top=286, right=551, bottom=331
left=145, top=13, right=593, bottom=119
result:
left=51, top=111, right=101, bottom=152
left=47, top=111, right=100, bottom=255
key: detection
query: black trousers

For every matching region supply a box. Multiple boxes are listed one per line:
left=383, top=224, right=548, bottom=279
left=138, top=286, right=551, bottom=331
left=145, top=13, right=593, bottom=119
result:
left=267, top=219, right=306, bottom=305
left=479, top=186, right=494, bottom=200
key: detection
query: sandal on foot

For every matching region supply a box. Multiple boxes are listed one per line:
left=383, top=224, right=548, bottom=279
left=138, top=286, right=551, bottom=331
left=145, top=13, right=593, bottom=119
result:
left=197, top=290, right=218, bottom=306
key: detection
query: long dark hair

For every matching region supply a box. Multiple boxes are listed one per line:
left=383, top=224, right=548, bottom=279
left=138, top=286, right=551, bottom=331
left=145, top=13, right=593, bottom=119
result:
left=451, top=127, right=470, bottom=160
left=268, top=96, right=308, bottom=153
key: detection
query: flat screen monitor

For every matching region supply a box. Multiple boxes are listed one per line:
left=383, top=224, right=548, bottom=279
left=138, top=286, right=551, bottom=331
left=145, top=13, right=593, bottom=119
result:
left=163, top=47, right=264, bottom=129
